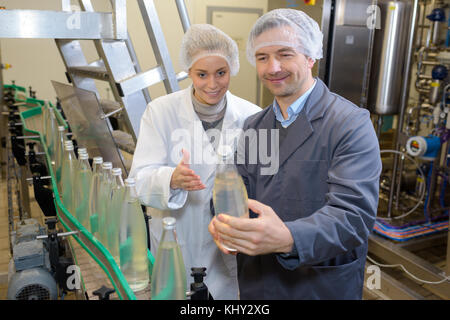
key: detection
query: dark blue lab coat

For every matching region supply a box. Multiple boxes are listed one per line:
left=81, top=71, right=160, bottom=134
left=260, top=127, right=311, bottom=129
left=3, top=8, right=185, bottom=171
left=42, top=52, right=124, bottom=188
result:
left=236, top=78, right=381, bottom=300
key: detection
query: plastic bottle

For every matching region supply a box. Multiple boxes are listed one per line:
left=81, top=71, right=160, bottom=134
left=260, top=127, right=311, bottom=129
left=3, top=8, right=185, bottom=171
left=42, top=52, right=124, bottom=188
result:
left=41, top=103, right=49, bottom=144
left=212, top=145, right=249, bottom=252
left=60, top=142, right=77, bottom=215
left=54, top=126, right=66, bottom=187
left=97, top=162, right=113, bottom=244
left=74, top=152, right=92, bottom=227
left=105, top=168, right=125, bottom=265
left=57, top=140, right=73, bottom=193
left=119, top=178, right=149, bottom=292
left=46, top=107, right=58, bottom=157
left=88, top=157, right=103, bottom=236
left=151, top=217, right=186, bottom=300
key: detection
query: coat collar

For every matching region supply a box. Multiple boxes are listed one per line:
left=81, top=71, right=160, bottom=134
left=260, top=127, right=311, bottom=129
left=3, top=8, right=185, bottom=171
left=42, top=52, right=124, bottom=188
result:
left=180, top=85, right=240, bottom=130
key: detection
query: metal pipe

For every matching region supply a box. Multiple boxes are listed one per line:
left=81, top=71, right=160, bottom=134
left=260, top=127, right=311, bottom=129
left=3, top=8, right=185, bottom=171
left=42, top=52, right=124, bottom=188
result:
left=100, top=107, right=124, bottom=119
left=36, top=230, right=79, bottom=239
left=26, top=176, right=51, bottom=181
left=175, top=0, right=191, bottom=33
left=388, top=0, right=420, bottom=217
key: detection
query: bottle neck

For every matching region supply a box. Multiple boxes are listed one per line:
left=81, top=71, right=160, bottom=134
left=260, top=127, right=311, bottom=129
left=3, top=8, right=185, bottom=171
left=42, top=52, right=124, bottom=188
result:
left=125, top=184, right=139, bottom=201
left=92, top=162, right=103, bottom=173
left=114, top=175, right=124, bottom=188
left=102, top=168, right=112, bottom=180
left=79, top=158, right=91, bottom=171
left=66, top=149, right=76, bottom=160
left=161, top=227, right=177, bottom=243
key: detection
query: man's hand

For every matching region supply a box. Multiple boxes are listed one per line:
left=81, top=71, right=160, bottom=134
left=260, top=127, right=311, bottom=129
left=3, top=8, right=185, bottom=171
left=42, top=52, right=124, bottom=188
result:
left=208, top=199, right=294, bottom=256
left=170, top=149, right=205, bottom=191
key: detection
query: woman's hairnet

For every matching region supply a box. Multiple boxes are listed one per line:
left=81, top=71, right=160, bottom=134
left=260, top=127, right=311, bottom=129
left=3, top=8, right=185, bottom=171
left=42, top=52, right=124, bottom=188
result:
left=246, top=9, right=323, bottom=66
left=180, top=24, right=240, bottom=76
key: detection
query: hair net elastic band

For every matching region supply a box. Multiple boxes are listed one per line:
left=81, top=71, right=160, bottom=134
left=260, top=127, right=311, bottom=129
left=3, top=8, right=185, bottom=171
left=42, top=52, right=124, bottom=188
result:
left=188, top=52, right=238, bottom=76
left=253, top=41, right=302, bottom=53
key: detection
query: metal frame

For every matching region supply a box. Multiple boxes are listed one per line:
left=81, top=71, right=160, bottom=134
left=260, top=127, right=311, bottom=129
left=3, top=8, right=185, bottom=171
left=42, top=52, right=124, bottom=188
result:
left=0, top=42, right=6, bottom=180
left=369, top=234, right=450, bottom=299
left=138, top=0, right=181, bottom=94
left=0, top=8, right=126, bottom=40
left=206, top=6, right=263, bottom=107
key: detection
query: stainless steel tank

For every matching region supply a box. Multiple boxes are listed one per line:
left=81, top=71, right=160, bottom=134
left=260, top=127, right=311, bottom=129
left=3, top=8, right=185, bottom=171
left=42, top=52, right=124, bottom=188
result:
left=367, top=0, right=413, bottom=115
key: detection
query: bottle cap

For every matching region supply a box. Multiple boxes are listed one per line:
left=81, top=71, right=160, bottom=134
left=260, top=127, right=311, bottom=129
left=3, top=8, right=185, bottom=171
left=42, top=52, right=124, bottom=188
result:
left=58, top=126, right=65, bottom=131
left=162, top=217, right=176, bottom=229
left=78, top=147, right=87, bottom=155
left=102, top=162, right=113, bottom=169
left=112, top=168, right=122, bottom=175
left=64, top=140, right=73, bottom=146
left=79, top=153, right=89, bottom=160
left=65, top=144, right=74, bottom=151
left=93, top=156, right=103, bottom=164
left=124, top=178, right=135, bottom=186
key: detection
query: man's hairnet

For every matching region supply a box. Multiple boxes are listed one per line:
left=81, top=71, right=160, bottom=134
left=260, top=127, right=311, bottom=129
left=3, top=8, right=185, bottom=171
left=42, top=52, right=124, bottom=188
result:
left=180, top=24, right=240, bottom=76
left=246, top=9, right=323, bottom=66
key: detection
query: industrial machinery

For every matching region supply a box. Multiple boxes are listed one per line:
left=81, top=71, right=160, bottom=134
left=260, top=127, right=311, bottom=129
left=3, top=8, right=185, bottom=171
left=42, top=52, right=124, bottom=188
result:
left=317, top=0, right=450, bottom=299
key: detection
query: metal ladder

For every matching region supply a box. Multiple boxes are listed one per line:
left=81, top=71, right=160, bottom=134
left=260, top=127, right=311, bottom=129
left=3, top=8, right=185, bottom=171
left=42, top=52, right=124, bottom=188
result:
left=56, top=0, right=191, bottom=144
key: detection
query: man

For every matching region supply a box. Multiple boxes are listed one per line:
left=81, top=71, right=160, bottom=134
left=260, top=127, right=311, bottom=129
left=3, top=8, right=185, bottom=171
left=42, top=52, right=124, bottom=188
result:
left=209, top=8, right=381, bottom=300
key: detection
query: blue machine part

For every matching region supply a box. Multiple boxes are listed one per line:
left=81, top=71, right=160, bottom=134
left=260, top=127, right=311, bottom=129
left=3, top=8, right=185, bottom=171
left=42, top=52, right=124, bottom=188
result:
left=447, top=10, right=450, bottom=47
left=431, top=64, right=448, bottom=80
left=427, top=8, right=446, bottom=22
left=406, top=135, right=441, bottom=160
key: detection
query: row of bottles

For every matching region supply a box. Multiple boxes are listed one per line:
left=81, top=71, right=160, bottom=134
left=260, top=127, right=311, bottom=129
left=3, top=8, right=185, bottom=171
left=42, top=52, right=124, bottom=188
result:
left=51, top=136, right=149, bottom=292
left=39, top=103, right=195, bottom=299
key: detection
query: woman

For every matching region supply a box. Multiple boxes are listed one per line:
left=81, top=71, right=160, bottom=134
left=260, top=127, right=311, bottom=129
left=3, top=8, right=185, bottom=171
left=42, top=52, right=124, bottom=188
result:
left=129, top=24, right=261, bottom=299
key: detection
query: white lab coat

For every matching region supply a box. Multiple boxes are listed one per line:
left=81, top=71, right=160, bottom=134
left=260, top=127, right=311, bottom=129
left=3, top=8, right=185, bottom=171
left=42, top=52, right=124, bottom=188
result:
left=129, top=85, right=261, bottom=299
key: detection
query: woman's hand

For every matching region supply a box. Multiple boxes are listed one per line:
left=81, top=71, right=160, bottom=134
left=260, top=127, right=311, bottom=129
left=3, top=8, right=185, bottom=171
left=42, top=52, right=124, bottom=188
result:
left=170, top=149, right=206, bottom=191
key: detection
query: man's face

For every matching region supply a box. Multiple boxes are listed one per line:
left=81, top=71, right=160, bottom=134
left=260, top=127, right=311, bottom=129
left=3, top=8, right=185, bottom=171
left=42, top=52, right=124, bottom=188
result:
left=253, top=27, right=315, bottom=99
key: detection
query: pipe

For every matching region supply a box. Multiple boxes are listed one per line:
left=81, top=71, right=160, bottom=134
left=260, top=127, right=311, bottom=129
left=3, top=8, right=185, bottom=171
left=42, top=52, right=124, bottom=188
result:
left=175, top=0, right=191, bottom=33
left=388, top=0, right=420, bottom=217
left=381, top=149, right=426, bottom=221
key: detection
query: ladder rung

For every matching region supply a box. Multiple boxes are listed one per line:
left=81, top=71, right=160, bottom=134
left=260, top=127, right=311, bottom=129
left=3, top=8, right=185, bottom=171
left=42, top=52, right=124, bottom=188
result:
left=116, top=69, right=189, bottom=97
left=176, top=71, right=188, bottom=82
left=116, top=66, right=165, bottom=97
left=67, top=66, right=110, bottom=81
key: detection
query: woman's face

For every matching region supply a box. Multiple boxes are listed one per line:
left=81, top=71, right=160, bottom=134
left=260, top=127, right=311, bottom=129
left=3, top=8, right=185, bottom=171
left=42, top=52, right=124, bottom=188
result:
left=189, top=55, right=231, bottom=105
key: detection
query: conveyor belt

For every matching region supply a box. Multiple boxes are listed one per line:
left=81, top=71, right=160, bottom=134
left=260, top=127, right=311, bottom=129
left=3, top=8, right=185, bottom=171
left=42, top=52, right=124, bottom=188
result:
left=19, top=102, right=155, bottom=300
left=68, top=237, right=151, bottom=300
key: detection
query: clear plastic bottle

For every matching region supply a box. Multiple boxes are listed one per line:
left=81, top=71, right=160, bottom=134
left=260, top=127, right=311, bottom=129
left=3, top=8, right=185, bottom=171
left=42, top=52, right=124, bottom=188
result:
left=41, top=103, right=49, bottom=144
left=45, top=107, right=58, bottom=157
left=97, top=162, right=113, bottom=244
left=54, top=126, right=66, bottom=186
left=212, top=146, right=249, bottom=252
left=119, top=178, right=149, bottom=292
left=58, top=140, right=73, bottom=194
left=87, top=156, right=103, bottom=235
left=105, top=168, right=125, bottom=265
left=60, top=142, right=77, bottom=216
left=151, top=217, right=186, bottom=300
left=74, top=152, right=92, bottom=227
